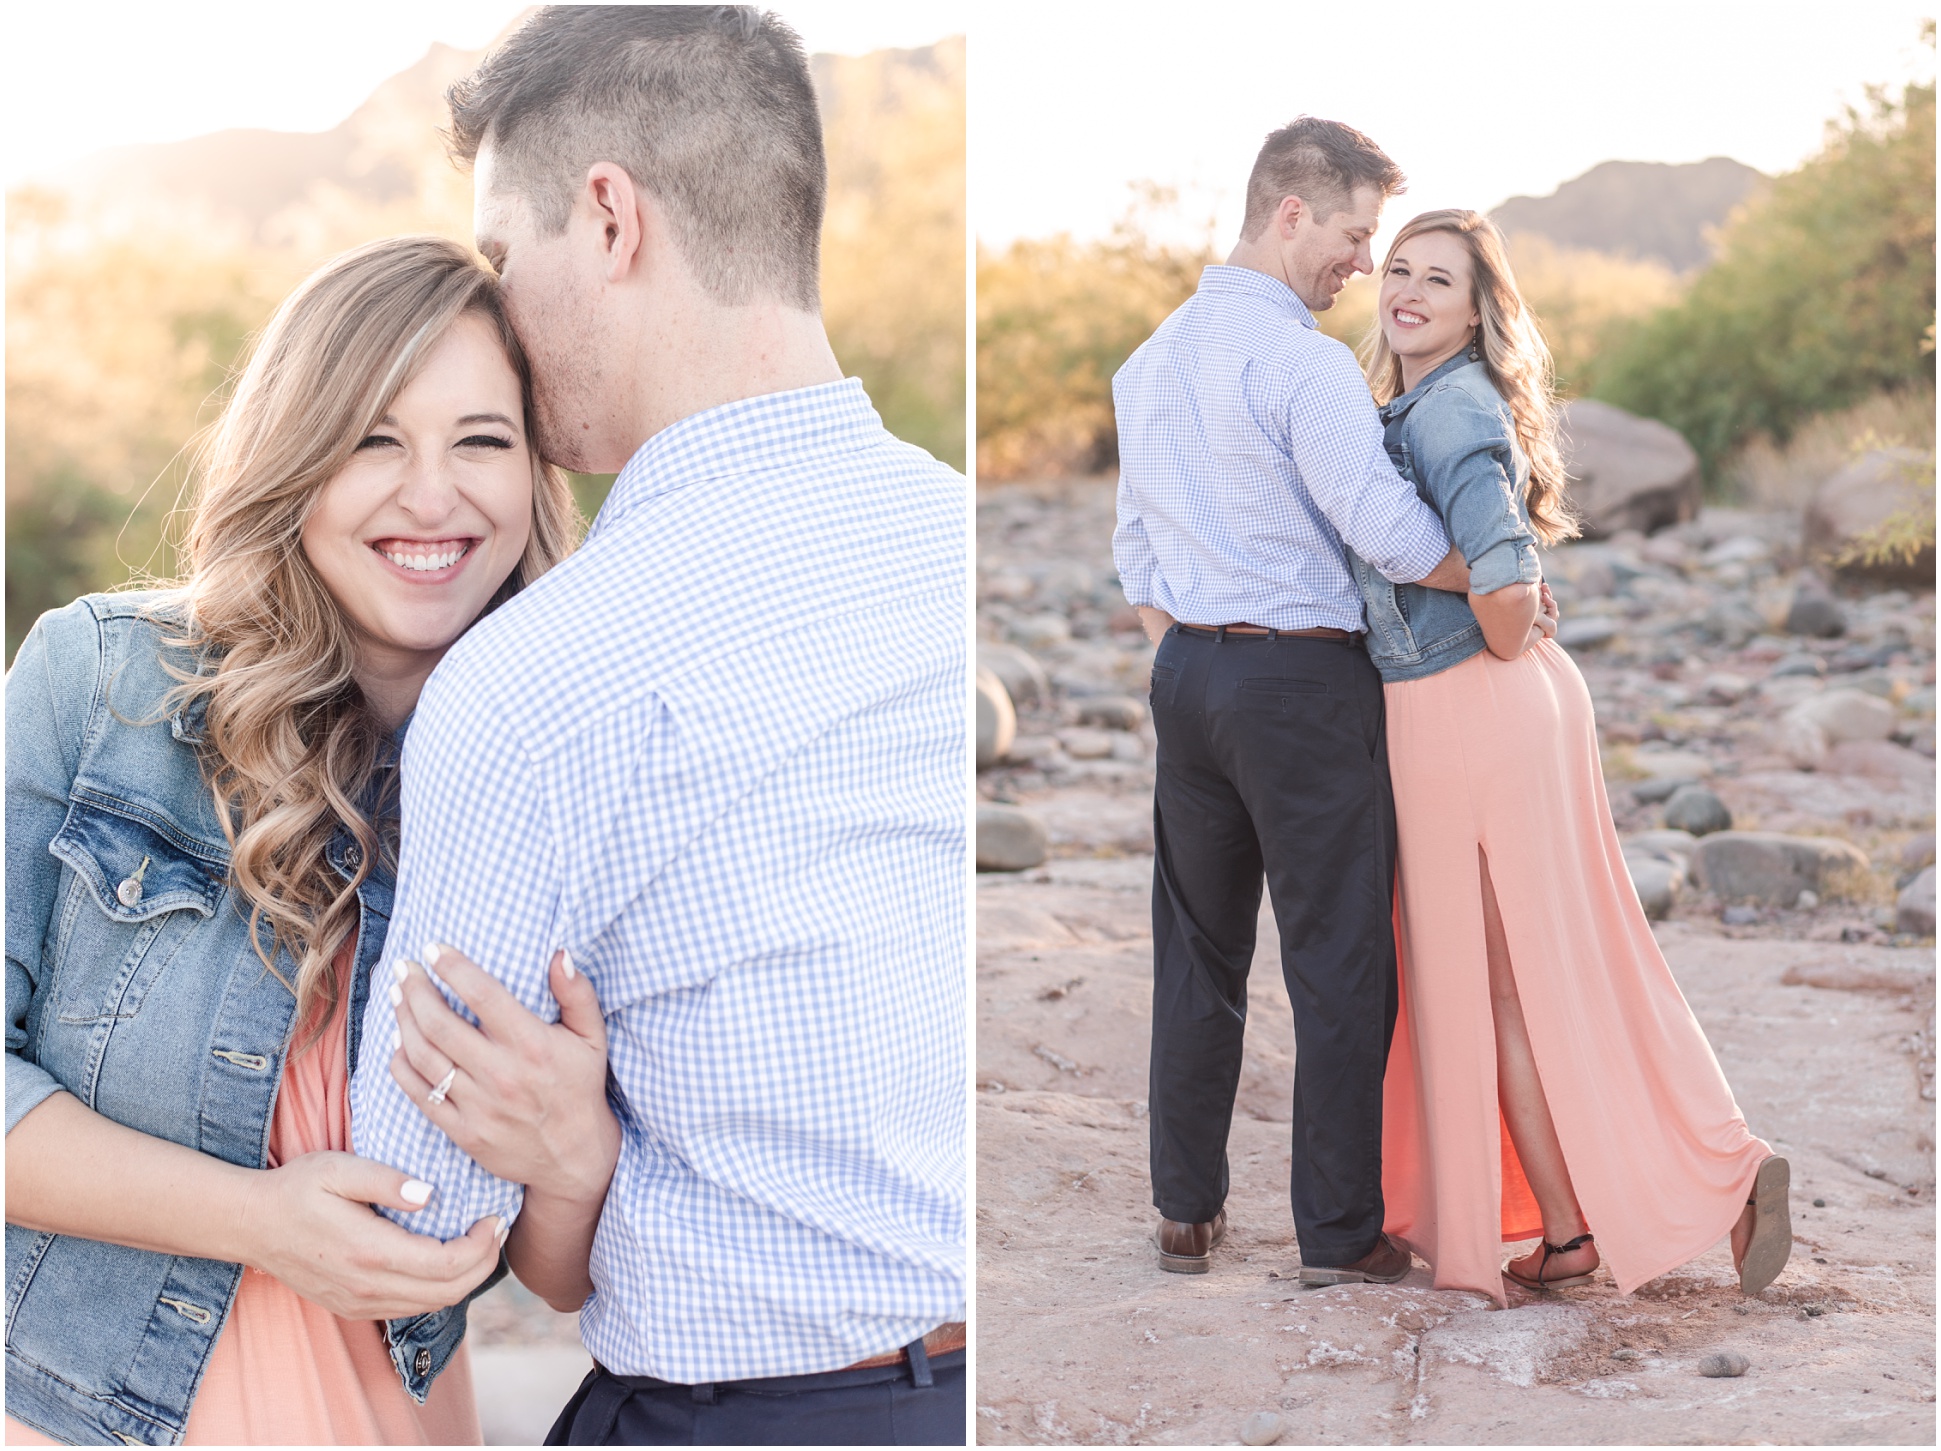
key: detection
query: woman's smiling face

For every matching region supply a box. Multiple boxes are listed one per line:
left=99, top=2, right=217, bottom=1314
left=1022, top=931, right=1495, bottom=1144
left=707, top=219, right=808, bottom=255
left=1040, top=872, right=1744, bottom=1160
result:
left=1378, top=227, right=1482, bottom=378
left=299, top=312, right=534, bottom=693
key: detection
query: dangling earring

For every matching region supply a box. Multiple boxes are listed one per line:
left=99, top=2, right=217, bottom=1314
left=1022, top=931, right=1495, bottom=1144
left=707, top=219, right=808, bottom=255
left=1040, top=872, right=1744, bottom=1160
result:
left=1466, top=332, right=1482, bottom=363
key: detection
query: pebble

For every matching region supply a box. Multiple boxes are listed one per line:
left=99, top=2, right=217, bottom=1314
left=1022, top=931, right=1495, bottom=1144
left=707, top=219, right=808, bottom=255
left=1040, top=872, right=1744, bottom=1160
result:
left=1611, top=1348, right=1643, bottom=1361
left=1795, top=889, right=1819, bottom=910
left=1664, top=785, right=1732, bottom=836
left=1895, top=865, right=1935, bottom=936
left=1075, top=695, right=1146, bottom=731
left=978, top=643, right=1053, bottom=709
left=1784, top=591, right=1848, bottom=638
left=1698, top=1352, right=1751, bottom=1378
left=1632, top=777, right=1684, bottom=805
left=1812, top=1198, right=1827, bottom=1207
left=1057, top=727, right=1115, bottom=760
left=1625, top=856, right=1683, bottom=920
left=1240, top=1410, right=1284, bottom=1446
left=1559, top=618, right=1619, bottom=650
left=1770, top=652, right=1827, bottom=677
left=976, top=669, right=1016, bottom=771
left=1722, top=905, right=1761, bottom=925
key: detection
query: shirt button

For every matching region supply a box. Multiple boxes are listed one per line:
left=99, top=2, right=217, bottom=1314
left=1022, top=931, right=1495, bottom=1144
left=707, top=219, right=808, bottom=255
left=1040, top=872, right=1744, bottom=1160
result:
left=414, top=1348, right=432, bottom=1377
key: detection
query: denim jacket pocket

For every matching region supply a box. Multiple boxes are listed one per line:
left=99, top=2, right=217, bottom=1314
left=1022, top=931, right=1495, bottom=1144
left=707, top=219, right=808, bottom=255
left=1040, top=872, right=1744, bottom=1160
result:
left=47, top=792, right=227, bottom=1025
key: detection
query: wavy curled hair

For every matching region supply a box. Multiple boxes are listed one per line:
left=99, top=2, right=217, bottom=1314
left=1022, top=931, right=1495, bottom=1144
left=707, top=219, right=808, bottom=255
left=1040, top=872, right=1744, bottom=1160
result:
left=1361, top=210, right=1580, bottom=546
left=158, top=235, right=580, bottom=1046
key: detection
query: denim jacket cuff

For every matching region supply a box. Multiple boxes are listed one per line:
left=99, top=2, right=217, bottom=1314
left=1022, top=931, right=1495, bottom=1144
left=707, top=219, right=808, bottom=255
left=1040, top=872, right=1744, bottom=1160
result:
left=1467, top=537, right=1541, bottom=596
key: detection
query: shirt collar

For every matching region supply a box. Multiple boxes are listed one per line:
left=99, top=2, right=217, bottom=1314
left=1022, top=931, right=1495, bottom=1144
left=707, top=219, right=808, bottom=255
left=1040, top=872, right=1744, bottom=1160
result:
left=589, top=376, right=884, bottom=540
left=1197, top=264, right=1318, bottom=331
left=1379, top=352, right=1479, bottom=424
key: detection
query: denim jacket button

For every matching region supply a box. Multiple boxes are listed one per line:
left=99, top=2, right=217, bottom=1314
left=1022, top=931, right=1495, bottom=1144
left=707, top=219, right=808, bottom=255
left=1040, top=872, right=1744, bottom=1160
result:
left=116, top=877, right=143, bottom=907
left=343, top=844, right=361, bottom=868
left=414, top=1348, right=432, bottom=1377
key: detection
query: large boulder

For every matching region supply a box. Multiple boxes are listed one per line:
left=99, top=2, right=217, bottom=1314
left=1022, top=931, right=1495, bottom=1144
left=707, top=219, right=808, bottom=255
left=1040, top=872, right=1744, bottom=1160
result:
left=1556, top=398, right=1701, bottom=539
left=976, top=668, right=1016, bottom=771
left=1693, top=831, right=1871, bottom=907
left=1777, top=688, right=1899, bottom=770
left=1804, top=448, right=1935, bottom=587
left=977, top=803, right=1048, bottom=872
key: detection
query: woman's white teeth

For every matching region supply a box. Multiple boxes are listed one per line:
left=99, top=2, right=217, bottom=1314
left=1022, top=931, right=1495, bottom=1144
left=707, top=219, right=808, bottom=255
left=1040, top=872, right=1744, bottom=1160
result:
left=1395, top=310, right=1428, bottom=325
left=381, top=544, right=468, bottom=572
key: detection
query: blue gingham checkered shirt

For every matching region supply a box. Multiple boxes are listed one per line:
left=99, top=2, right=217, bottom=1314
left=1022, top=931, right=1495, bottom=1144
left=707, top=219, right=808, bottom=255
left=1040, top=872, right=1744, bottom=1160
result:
left=348, top=378, right=967, bottom=1382
left=1112, top=264, right=1451, bottom=630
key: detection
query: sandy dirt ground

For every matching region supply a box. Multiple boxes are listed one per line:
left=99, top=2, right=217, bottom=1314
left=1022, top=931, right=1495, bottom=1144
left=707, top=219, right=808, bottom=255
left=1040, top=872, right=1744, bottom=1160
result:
left=975, top=479, right=1935, bottom=1446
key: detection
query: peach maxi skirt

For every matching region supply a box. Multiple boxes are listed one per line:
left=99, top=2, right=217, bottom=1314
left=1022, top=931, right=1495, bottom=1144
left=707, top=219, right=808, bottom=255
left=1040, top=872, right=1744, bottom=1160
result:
left=1378, top=638, right=1769, bottom=1305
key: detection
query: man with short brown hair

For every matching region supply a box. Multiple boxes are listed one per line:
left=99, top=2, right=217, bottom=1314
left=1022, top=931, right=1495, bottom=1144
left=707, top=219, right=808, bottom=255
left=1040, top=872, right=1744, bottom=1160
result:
left=349, top=8, right=966, bottom=1444
left=1114, top=115, right=1465, bottom=1289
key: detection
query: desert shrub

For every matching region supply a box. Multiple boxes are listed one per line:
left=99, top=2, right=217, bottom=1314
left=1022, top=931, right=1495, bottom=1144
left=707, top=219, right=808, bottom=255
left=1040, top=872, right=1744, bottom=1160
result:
left=977, top=192, right=1213, bottom=480
left=1591, top=73, right=1936, bottom=477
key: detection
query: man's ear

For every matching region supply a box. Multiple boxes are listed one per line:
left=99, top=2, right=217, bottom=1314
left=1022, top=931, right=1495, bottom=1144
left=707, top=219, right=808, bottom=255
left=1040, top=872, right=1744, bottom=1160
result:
left=583, top=162, right=647, bottom=283
left=1276, top=194, right=1307, bottom=240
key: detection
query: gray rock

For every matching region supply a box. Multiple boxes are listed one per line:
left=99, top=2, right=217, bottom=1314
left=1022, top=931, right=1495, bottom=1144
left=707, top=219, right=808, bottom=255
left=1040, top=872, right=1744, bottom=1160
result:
left=1804, top=448, right=1935, bottom=587
left=1628, top=829, right=1699, bottom=862
left=1896, top=865, right=1935, bottom=936
left=1694, top=832, right=1872, bottom=907
left=1769, top=652, right=1825, bottom=678
left=978, top=643, right=1052, bottom=709
left=1789, top=689, right=1898, bottom=744
left=1663, top=785, right=1732, bottom=836
left=1702, top=536, right=1771, bottom=569
left=1632, top=777, right=1684, bottom=805
left=1241, top=1410, right=1285, bottom=1446
left=1010, top=612, right=1071, bottom=650
left=1057, top=727, right=1115, bottom=760
left=1557, top=398, right=1701, bottom=539
left=976, top=804, right=1048, bottom=872
left=1783, top=589, right=1847, bottom=638
left=1700, top=601, right=1766, bottom=649
left=1794, top=889, right=1819, bottom=910
left=1076, top=695, right=1146, bottom=731
left=1721, top=905, right=1762, bottom=926
left=1626, top=855, right=1684, bottom=920
left=1697, top=1351, right=1751, bottom=1378
left=975, top=669, right=1016, bottom=772
left=1900, top=833, right=1936, bottom=873
left=1558, top=617, right=1619, bottom=650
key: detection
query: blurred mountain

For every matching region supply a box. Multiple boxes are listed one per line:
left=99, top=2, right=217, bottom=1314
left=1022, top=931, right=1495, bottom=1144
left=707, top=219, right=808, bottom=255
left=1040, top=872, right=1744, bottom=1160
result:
left=1490, top=157, right=1767, bottom=272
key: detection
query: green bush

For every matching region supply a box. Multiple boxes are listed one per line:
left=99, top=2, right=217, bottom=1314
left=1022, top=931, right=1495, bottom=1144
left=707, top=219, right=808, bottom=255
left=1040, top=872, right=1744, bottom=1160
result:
left=1591, top=75, right=1936, bottom=478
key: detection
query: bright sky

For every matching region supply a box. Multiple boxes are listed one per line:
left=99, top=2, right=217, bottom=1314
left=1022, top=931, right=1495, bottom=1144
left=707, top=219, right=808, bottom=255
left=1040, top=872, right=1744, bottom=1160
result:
left=1, top=1, right=967, bottom=188
left=975, top=0, right=1935, bottom=251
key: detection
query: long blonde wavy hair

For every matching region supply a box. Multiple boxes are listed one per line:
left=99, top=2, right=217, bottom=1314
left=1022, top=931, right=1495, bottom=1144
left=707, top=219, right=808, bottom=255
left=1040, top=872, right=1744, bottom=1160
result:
left=1361, top=210, right=1580, bottom=545
left=160, top=235, right=581, bottom=1045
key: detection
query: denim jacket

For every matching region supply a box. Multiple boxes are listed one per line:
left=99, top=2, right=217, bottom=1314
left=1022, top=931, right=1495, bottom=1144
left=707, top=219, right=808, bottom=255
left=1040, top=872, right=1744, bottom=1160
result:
left=5, top=594, right=488, bottom=1446
left=1349, top=355, right=1543, bottom=683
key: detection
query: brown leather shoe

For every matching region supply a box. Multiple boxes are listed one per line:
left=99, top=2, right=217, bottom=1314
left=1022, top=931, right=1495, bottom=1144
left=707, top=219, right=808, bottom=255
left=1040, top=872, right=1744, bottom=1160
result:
left=1155, top=1210, right=1227, bottom=1273
left=1298, top=1232, right=1412, bottom=1287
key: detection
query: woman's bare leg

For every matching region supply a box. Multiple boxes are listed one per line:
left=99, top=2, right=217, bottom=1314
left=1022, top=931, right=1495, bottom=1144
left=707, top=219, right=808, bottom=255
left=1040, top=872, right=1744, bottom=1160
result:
left=1481, top=848, right=1599, bottom=1280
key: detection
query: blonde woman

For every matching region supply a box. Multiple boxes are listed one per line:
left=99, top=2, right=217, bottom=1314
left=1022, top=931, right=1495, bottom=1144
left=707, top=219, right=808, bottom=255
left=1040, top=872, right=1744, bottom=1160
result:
left=1347, top=210, right=1791, bottom=1303
left=5, top=236, right=616, bottom=1444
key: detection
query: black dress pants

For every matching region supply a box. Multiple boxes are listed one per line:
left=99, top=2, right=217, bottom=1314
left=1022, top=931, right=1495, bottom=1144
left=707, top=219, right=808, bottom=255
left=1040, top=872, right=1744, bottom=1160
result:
left=1146, top=626, right=1399, bottom=1267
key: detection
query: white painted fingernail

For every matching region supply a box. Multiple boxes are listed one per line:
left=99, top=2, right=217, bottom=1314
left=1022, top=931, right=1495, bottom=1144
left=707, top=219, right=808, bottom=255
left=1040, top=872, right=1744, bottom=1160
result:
left=392, top=959, right=411, bottom=984
left=388, top=982, right=403, bottom=1008
left=401, top=1179, right=433, bottom=1206
left=495, top=1216, right=511, bottom=1247
left=561, top=949, right=577, bottom=980
left=423, top=942, right=445, bottom=966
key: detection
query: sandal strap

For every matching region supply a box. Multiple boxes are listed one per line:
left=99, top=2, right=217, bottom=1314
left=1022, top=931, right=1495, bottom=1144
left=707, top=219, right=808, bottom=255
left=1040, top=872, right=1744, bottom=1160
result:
left=1542, top=1232, right=1595, bottom=1256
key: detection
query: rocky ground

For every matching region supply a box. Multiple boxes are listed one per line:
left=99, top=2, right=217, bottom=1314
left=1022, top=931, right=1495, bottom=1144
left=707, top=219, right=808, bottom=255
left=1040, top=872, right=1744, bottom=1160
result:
left=975, top=477, right=1936, bottom=1446
left=466, top=1279, right=592, bottom=1444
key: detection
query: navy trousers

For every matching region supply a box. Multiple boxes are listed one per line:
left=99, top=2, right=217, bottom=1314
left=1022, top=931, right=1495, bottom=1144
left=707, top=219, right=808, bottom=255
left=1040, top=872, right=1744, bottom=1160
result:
left=1146, top=626, right=1399, bottom=1267
left=544, top=1345, right=965, bottom=1446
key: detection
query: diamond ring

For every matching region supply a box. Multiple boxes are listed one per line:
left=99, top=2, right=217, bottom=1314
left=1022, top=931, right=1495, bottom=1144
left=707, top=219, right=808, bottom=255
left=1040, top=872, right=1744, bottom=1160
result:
left=426, top=1067, right=457, bottom=1106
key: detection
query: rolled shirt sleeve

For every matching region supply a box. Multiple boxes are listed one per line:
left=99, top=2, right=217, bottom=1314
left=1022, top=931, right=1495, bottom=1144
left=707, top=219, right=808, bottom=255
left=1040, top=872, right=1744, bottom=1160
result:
left=1284, top=347, right=1452, bottom=585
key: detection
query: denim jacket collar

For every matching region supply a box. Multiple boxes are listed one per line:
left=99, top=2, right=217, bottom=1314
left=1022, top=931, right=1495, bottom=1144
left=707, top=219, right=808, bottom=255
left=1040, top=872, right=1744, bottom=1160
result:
left=1379, top=352, right=1480, bottom=426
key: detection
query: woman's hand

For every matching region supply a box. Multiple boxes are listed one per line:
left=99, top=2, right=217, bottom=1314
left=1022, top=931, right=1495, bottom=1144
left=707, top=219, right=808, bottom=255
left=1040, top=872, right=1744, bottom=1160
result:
left=388, top=946, right=619, bottom=1206
left=234, top=1151, right=504, bottom=1320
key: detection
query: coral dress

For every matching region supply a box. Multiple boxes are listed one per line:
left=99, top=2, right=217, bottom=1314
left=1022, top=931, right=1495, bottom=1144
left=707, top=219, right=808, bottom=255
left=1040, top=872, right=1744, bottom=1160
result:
left=7, top=941, right=480, bottom=1445
left=1378, top=638, right=1770, bottom=1306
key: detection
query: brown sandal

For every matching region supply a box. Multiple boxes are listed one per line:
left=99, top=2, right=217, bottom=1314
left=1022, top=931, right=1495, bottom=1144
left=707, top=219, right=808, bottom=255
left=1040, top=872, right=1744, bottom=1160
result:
left=1737, top=1156, right=1791, bottom=1295
left=1504, top=1232, right=1598, bottom=1291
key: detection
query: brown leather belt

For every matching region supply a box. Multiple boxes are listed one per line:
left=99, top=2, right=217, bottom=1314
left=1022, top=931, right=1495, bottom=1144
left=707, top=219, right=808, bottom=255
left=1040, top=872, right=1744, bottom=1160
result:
left=1178, top=623, right=1359, bottom=640
left=846, top=1320, right=966, bottom=1370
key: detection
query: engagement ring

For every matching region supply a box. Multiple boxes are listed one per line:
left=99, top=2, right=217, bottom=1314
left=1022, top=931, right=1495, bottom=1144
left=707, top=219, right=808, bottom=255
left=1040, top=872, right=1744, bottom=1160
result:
left=426, top=1067, right=457, bottom=1106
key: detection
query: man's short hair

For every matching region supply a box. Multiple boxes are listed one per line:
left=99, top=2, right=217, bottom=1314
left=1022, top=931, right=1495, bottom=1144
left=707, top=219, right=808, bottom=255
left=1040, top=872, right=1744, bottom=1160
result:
left=1240, top=117, right=1406, bottom=241
left=449, top=5, right=825, bottom=310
